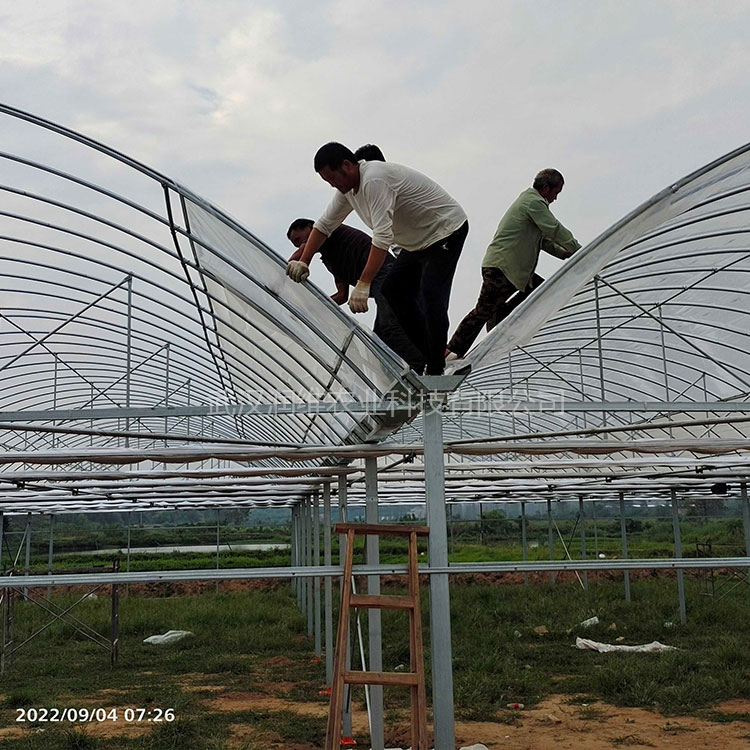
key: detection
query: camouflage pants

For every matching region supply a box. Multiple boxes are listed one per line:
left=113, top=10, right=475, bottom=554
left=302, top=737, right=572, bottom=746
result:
left=448, top=268, right=543, bottom=357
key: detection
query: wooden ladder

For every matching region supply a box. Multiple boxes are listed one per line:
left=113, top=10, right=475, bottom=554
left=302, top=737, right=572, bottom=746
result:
left=326, top=522, right=430, bottom=750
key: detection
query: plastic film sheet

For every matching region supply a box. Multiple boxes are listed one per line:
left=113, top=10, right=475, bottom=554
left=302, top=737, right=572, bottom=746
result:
left=451, top=141, right=750, bottom=443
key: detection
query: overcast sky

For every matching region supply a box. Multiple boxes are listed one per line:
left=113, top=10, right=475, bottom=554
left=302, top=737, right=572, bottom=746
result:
left=3, top=0, right=750, bottom=329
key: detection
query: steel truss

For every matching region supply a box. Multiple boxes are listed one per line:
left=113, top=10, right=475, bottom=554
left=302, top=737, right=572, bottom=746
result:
left=2, top=103, right=750, bottom=749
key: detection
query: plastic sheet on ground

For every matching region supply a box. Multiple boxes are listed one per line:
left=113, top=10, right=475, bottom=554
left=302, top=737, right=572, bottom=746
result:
left=576, top=636, right=676, bottom=653
left=143, top=629, right=194, bottom=645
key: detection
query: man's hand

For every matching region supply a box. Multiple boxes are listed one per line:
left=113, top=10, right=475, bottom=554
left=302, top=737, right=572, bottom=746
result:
left=348, top=281, right=371, bottom=313
left=288, top=243, right=305, bottom=263
left=286, top=260, right=310, bottom=282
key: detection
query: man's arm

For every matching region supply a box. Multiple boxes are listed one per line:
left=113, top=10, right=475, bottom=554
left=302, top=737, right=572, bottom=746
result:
left=331, top=279, right=349, bottom=305
left=286, top=230, right=329, bottom=282
left=347, top=179, right=395, bottom=313
left=527, top=198, right=581, bottom=255
left=541, top=237, right=579, bottom=259
left=297, top=229, right=327, bottom=265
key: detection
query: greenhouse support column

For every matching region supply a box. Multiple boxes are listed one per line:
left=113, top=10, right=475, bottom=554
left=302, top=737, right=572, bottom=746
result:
left=337, top=475, right=353, bottom=741
left=593, top=275, right=607, bottom=426
left=215, top=509, right=221, bottom=594
left=578, top=496, right=588, bottom=590
left=313, top=491, right=321, bottom=658
left=47, top=515, right=54, bottom=601
left=298, top=505, right=306, bottom=612
left=592, top=500, right=599, bottom=584
left=23, top=514, right=31, bottom=601
left=423, top=405, right=456, bottom=750
left=294, top=507, right=302, bottom=608
left=126, top=512, right=132, bottom=573
left=302, top=502, right=310, bottom=617
left=365, top=457, right=384, bottom=750
left=742, top=483, right=750, bottom=586
left=546, top=498, right=555, bottom=585
left=323, top=483, right=333, bottom=684
left=521, top=501, right=528, bottom=586
left=671, top=490, right=687, bottom=625
left=619, top=493, right=631, bottom=602
left=125, top=275, right=133, bottom=446
left=290, top=506, right=298, bottom=599
left=0, top=511, right=4, bottom=571
left=306, top=498, right=314, bottom=638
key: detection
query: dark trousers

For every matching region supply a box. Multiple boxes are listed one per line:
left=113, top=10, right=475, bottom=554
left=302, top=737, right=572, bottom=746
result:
left=381, top=221, right=468, bottom=375
left=371, top=281, right=426, bottom=373
left=448, top=268, right=543, bottom=357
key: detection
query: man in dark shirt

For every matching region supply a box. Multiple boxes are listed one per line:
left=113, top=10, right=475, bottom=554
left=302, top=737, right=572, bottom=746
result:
left=286, top=218, right=425, bottom=372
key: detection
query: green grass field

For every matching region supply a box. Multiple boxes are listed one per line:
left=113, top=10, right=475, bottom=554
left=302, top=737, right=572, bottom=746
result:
left=1, top=570, right=749, bottom=749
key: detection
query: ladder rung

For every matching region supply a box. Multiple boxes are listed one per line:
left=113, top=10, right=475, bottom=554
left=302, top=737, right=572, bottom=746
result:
left=349, top=594, right=415, bottom=610
left=344, top=670, right=419, bottom=687
left=334, top=522, right=429, bottom=537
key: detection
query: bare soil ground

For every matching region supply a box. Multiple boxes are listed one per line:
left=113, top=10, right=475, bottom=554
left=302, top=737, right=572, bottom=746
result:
left=2, top=683, right=749, bottom=749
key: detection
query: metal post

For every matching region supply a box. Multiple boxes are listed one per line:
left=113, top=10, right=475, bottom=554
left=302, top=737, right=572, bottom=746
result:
left=323, top=483, right=333, bottom=684
left=126, top=512, right=132, bottom=574
left=164, top=344, right=171, bottom=451
left=290, top=506, right=298, bottom=598
left=547, top=498, right=555, bottom=585
left=313, top=491, right=321, bottom=658
left=0, top=511, right=4, bottom=572
left=593, top=276, right=608, bottom=427
left=742, top=483, right=750, bottom=586
left=659, top=306, right=671, bottom=401
left=578, top=496, right=588, bottom=590
left=521, top=501, right=528, bottom=586
left=1, top=587, right=10, bottom=675
left=52, top=358, right=58, bottom=449
left=215, top=509, right=221, bottom=594
left=592, top=501, right=599, bottom=558
left=23, top=514, right=31, bottom=600
left=364, top=457, right=384, bottom=750
left=578, top=349, right=588, bottom=429
left=306, top=498, right=313, bottom=638
left=671, top=490, right=687, bottom=625
left=47, top=515, right=54, bottom=601
left=619, top=493, right=631, bottom=602
left=292, top=505, right=304, bottom=611
left=423, top=405, right=455, bottom=750
left=186, top=379, right=192, bottom=437
left=338, top=476, right=353, bottom=741
left=125, top=275, right=133, bottom=447
left=297, top=505, right=304, bottom=606
left=110, top=559, right=120, bottom=666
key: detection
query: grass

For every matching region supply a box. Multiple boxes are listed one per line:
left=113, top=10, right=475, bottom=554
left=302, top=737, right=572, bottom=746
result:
left=1, top=565, right=749, bottom=747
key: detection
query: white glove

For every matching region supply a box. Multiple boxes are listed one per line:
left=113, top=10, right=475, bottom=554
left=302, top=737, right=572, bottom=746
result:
left=348, top=281, right=371, bottom=313
left=286, top=260, right=310, bottom=282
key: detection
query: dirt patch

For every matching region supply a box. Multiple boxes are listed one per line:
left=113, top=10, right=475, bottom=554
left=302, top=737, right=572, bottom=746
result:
left=198, top=690, right=750, bottom=750
left=452, top=696, right=750, bottom=750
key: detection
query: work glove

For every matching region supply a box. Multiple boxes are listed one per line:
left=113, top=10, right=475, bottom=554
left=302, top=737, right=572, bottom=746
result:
left=348, top=281, right=371, bottom=313
left=286, top=260, right=310, bottom=283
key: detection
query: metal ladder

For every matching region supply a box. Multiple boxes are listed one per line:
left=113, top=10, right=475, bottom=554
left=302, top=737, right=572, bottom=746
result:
left=326, top=522, right=429, bottom=750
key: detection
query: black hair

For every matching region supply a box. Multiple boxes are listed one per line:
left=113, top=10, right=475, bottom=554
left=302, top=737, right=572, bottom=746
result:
left=286, top=218, right=314, bottom=239
left=533, top=168, right=564, bottom=191
left=314, top=142, right=357, bottom=172
left=353, top=144, right=385, bottom=162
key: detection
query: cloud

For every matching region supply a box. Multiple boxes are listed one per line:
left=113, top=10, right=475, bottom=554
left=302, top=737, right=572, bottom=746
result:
left=2, top=0, right=750, bottom=330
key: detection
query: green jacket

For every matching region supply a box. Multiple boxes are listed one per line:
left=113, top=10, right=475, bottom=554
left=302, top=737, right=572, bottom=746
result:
left=482, top=187, right=581, bottom=290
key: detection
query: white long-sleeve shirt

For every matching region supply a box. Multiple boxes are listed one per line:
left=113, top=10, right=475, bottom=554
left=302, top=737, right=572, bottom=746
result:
left=313, top=161, right=467, bottom=252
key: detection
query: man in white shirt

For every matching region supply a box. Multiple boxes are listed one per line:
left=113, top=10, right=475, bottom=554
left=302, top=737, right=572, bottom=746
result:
left=286, top=142, right=468, bottom=375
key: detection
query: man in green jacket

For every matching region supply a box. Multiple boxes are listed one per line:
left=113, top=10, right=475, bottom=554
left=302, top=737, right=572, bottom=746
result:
left=446, top=168, right=581, bottom=359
